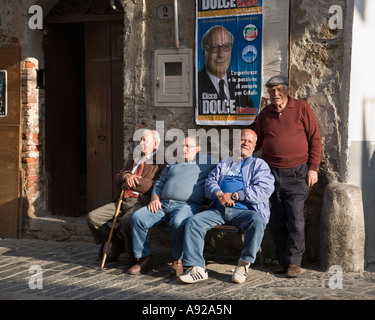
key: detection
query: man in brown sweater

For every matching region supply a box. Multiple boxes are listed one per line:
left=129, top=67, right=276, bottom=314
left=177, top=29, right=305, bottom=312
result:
left=255, top=75, right=322, bottom=277
left=87, top=129, right=166, bottom=264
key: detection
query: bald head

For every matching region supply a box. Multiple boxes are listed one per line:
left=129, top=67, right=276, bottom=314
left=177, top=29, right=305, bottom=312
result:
left=239, top=129, right=257, bottom=159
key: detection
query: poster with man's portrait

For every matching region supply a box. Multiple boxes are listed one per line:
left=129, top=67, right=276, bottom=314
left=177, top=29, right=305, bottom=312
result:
left=195, top=0, right=263, bottom=125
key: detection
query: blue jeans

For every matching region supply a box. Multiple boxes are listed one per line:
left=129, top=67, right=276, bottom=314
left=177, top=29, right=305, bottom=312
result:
left=130, top=200, right=201, bottom=259
left=182, top=207, right=266, bottom=268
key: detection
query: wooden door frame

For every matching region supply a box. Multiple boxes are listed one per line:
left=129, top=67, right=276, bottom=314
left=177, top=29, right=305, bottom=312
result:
left=0, top=48, right=22, bottom=238
left=44, top=1, right=124, bottom=215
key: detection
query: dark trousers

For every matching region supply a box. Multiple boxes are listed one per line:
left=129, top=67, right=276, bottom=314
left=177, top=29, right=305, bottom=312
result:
left=269, top=163, right=310, bottom=266
left=87, top=197, right=143, bottom=255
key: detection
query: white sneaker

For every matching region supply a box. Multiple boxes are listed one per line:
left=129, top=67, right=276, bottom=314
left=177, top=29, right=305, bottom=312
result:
left=178, top=266, right=208, bottom=284
left=232, top=260, right=250, bottom=284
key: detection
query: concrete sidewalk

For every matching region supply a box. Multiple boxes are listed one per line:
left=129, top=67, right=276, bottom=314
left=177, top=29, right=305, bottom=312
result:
left=0, top=238, right=374, bottom=302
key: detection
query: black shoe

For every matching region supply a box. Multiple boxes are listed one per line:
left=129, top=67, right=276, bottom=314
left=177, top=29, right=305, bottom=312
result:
left=106, top=238, right=125, bottom=262
left=97, top=243, right=105, bottom=260
left=273, top=263, right=288, bottom=274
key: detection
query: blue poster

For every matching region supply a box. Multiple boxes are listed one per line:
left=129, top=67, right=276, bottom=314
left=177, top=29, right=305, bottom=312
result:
left=195, top=0, right=263, bottom=125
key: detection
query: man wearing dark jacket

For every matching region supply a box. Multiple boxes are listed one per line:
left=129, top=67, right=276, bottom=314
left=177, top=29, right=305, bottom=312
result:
left=87, top=129, right=165, bottom=264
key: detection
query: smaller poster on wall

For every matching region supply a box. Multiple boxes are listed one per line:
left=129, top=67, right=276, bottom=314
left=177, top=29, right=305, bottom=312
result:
left=195, top=0, right=263, bottom=126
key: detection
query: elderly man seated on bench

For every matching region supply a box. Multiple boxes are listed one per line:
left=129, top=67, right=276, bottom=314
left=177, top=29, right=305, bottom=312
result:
left=128, top=136, right=217, bottom=277
left=178, top=129, right=275, bottom=284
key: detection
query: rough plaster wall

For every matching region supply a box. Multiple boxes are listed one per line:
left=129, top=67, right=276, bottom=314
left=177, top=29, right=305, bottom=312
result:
left=121, top=0, right=290, bottom=161
left=121, top=0, right=354, bottom=182
left=122, top=0, right=146, bottom=155
left=0, top=0, right=57, bottom=217
left=0, top=0, right=56, bottom=59
left=122, top=0, right=198, bottom=161
left=0, top=0, right=34, bottom=50
left=122, top=0, right=353, bottom=186
left=289, top=0, right=354, bottom=263
left=290, top=0, right=352, bottom=188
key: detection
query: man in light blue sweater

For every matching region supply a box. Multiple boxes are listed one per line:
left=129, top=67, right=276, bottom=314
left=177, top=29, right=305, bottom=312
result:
left=129, top=136, right=217, bottom=276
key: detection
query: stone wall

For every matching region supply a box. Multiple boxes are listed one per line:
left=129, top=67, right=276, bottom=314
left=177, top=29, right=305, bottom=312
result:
left=0, top=1, right=49, bottom=219
left=289, top=0, right=359, bottom=265
left=290, top=1, right=365, bottom=270
left=122, top=0, right=198, bottom=160
left=290, top=0, right=352, bottom=185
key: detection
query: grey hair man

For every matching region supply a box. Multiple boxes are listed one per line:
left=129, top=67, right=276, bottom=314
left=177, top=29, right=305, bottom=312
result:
left=87, top=129, right=166, bottom=264
left=255, top=75, right=322, bottom=277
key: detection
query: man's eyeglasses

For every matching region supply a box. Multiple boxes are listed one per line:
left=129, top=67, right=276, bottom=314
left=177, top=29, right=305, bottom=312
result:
left=181, top=144, right=197, bottom=150
left=204, top=43, right=232, bottom=53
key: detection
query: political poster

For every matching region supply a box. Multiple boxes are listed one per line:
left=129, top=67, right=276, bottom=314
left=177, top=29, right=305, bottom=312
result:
left=195, top=0, right=263, bottom=125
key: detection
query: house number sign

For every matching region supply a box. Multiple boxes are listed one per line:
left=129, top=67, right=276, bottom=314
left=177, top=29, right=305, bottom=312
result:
left=156, top=4, right=174, bottom=20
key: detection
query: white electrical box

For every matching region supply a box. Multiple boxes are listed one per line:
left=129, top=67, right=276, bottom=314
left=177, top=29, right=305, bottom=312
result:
left=154, top=49, right=193, bottom=107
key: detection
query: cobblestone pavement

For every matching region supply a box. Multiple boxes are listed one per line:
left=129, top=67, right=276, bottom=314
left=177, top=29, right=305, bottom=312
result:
left=1, top=238, right=375, bottom=303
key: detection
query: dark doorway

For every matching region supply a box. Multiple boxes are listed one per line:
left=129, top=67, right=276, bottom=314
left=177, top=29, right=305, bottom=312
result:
left=44, top=5, right=124, bottom=216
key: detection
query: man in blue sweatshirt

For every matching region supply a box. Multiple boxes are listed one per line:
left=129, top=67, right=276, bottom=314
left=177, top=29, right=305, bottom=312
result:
left=178, top=129, right=275, bottom=284
left=128, top=136, right=217, bottom=276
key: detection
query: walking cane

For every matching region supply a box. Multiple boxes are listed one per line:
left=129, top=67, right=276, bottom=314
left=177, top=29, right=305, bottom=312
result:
left=101, top=188, right=125, bottom=269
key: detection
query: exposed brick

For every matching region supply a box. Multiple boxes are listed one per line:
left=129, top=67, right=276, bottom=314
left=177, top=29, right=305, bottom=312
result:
left=27, top=186, right=37, bottom=193
left=27, top=169, right=39, bottom=176
left=27, top=97, right=37, bottom=104
left=24, top=61, right=36, bottom=69
left=26, top=175, right=39, bottom=182
left=22, top=158, right=37, bottom=164
left=22, top=145, right=38, bottom=152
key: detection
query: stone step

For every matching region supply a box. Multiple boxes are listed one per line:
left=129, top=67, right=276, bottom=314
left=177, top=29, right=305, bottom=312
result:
left=23, top=216, right=93, bottom=243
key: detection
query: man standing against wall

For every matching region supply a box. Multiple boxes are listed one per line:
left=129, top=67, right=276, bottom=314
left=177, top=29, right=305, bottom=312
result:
left=255, top=75, right=322, bottom=277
